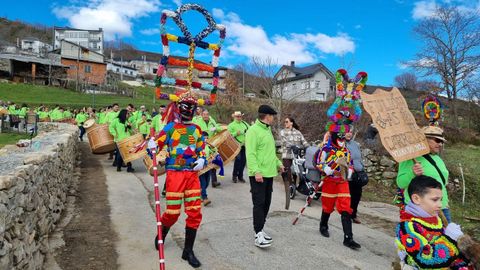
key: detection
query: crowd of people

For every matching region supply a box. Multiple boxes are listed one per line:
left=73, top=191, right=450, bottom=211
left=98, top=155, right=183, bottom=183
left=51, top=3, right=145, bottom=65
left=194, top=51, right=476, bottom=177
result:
left=1, top=97, right=476, bottom=269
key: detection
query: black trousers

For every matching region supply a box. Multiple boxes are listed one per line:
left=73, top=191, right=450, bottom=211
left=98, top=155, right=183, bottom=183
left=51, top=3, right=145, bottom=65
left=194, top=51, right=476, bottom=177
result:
left=348, top=181, right=363, bottom=219
left=249, top=176, right=273, bottom=233
left=79, top=126, right=86, bottom=140
left=115, top=145, right=131, bottom=170
left=233, top=146, right=246, bottom=179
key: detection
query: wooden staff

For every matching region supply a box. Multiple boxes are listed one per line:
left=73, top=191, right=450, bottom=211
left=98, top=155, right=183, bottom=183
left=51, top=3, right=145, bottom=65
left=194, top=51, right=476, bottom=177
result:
left=150, top=128, right=166, bottom=270
left=292, top=181, right=323, bottom=225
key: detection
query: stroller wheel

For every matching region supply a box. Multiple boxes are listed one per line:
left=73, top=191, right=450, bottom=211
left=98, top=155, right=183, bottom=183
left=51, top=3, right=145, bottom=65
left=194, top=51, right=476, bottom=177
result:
left=289, top=184, right=296, bottom=199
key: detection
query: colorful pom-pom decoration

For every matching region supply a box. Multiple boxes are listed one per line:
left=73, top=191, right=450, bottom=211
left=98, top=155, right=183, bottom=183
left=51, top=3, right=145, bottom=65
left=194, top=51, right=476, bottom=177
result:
left=154, top=4, right=226, bottom=105
left=325, top=69, right=367, bottom=133
left=422, top=95, right=442, bottom=125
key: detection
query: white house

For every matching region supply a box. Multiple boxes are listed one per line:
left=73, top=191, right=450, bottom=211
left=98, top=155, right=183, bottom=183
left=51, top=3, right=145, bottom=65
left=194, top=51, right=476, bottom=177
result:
left=273, top=61, right=335, bottom=102
left=21, top=38, right=52, bottom=55
left=53, top=27, right=104, bottom=54
left=107, top=61, right=138, bottom=79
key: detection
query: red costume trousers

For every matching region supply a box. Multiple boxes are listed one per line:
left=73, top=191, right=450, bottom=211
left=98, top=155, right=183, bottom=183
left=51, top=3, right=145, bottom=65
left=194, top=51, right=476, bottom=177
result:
left=161, top=170, right=202, bottom=229
left=321, top=176, right=353, bottom=215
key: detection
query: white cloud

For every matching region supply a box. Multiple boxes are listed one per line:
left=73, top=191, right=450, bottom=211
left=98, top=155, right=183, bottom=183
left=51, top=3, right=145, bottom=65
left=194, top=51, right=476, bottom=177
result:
left=354, top=24, right=362, bottom=29
left=412, top=0, right=480, bottom=20
left=52, top=0, right=161, bottom=40
left=412, top=1, right=438, bottom=19
left=140, top=28, right=160, bottom=35
left=212, top=9, right=355, bottom=65
left=173, top=0, right=182, bottom=7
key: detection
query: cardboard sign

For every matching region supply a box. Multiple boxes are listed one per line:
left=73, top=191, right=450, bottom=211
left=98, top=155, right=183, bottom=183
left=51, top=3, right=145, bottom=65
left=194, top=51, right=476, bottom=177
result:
left=360, top=87, right=430, bottom=162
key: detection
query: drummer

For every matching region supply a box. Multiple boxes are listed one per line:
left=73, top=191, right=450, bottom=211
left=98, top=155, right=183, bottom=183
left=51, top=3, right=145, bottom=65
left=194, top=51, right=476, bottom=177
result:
left=75, top=108, right=88, bottom=142
left=193, top=109, right=222, bottom=188
left=109, top=109, right=134, bottom=172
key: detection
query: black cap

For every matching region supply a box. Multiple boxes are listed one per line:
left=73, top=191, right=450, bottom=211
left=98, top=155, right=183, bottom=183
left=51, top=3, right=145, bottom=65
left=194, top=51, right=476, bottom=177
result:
left=258, top=104, right=277, bottom=115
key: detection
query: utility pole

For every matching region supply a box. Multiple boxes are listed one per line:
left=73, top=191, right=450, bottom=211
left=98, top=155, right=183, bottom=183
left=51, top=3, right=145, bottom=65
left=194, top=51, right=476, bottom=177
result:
left=242, top=65, right=245, bottom=96
left=76, top=42, right=80, bottom=91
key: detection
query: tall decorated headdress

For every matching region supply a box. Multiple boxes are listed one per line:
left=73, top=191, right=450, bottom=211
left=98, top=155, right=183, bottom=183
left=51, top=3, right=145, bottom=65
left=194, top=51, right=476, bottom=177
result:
left=422, top=94, right=443, bottom=126
left=325, top=69, right=368, bottom=133
left=154, top=4, right=226, bottom=107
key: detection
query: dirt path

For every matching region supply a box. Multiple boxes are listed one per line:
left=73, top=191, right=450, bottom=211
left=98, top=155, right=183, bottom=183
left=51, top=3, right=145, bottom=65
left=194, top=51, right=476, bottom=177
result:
left=55, top=144, right=118, bottom=270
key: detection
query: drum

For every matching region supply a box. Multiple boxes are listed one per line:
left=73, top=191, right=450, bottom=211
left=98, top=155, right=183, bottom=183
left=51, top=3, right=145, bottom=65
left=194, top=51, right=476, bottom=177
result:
left=84, top=119, right=96, bottom=129
left=26, top=113, right=38, bottom=124
left=117, top=133, right=147, bottom=163
left=198, top=153, right=217, bottom=176
left=207, top=129, right=241, bottom=166
left=86, top=123, right=116, bottom=154
left=143, top=155, right=166, bottom=176
left=39, top=117, right=50, bottom=122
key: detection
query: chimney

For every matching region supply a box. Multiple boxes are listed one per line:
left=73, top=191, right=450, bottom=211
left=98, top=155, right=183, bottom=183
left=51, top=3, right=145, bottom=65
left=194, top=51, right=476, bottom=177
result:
left=290, top=61, right=295, bottom=67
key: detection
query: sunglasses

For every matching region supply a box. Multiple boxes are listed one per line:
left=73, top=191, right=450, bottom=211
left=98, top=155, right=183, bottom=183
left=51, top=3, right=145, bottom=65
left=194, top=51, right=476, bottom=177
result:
left=430, top=138, right=444, bottom=144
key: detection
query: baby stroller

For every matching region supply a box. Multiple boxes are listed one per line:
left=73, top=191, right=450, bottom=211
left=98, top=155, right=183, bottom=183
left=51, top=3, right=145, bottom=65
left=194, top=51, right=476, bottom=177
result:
left=289, top=146, right=319, bottom=200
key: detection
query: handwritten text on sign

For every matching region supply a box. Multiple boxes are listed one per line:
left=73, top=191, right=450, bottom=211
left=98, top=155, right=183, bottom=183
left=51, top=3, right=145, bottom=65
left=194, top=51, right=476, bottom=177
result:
left=360, top=87, right=429, bottom=162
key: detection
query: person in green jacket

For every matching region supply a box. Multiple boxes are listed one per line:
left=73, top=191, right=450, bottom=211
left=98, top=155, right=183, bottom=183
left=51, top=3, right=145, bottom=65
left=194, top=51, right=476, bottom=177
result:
left=63, top=108, right=73, bottom=120
left=228, top=111, right=250, bottom=183
left=138, top=115, right=152, bottom=139
left=105, top=103, right=120, bottom=125
left=193, top=109, right=222, bottom=187
left=396, top=125, right=451, bottom=222
left=152, top=105, right=167, bottom=132
left=109, top=109, right=134, bottom=172
left=75, top=109, right=88, bottom=141
left=245, top=104, right=284, bottom=248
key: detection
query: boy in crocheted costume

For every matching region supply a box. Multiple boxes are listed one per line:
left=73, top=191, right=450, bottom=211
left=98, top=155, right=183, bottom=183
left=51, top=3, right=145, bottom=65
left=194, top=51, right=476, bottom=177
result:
left=396, top=175, right=473, bottom=270
left=316, top=132, right=361, bottom=250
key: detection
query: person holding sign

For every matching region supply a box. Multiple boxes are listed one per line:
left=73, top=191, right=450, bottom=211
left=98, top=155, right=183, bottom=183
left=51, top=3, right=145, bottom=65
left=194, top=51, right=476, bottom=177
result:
left=396, top=126, right=451, bottom=222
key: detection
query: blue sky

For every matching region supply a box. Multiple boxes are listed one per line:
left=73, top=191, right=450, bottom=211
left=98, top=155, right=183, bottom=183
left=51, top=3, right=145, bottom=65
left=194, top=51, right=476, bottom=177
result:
left=3, top=0, right=480, bottom=86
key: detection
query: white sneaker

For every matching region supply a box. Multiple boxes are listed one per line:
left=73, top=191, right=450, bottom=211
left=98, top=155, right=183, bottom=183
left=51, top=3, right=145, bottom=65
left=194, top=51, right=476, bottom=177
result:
left=254, top=232, right=272, bottom=248
left=261, top=230, right=273, bottom=242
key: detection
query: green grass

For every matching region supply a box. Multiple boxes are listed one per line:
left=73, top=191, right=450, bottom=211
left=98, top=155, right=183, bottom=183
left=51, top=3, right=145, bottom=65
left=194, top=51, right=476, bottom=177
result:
left=443, top=144, right=480, bottom=239
left=0, top=132, right=30, bottom=148
left=0, top=81, right=169, bottom=109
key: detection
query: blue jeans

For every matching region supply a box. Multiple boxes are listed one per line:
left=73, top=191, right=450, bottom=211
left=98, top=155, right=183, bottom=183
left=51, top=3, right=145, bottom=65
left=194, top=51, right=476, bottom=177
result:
left=442, top=208, right=452, bottom=223
left=199, top=172, right=210, bottom=199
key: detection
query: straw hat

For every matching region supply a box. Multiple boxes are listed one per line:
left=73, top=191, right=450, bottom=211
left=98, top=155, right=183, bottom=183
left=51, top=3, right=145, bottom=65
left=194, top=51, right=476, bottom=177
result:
left=232, top=111, right=244, bottom=117
left=421, top=126, right=446, bottom=142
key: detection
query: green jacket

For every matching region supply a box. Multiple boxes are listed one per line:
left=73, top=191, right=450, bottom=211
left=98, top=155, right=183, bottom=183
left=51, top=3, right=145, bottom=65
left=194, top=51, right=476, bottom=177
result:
left=245, top=119, right=282, bottom=177
left=152, top=114, right=165, bottom=132
left=139, top=122, right=152, bottom=136
left=397, top=154, right=450, bottom=208
left=63, top=110, right=72, bottom=119
left=8, top=105, right=17, bottom=115
left=105, top=111, right=119, bottom=124
left=97, top=112, right=106, bottom=124
left=228, top=120, right=250, bottom=145
left=75, top=112, right=88, bottom=127
left=109, top=118, right=131, bottom=142
left=50, top=109, right=63, bottom=121
left=38, top=111, right=49, bottom=120
left=193, top=116, right=221, bottom=137
left=18, top=107, right=28, bottom=118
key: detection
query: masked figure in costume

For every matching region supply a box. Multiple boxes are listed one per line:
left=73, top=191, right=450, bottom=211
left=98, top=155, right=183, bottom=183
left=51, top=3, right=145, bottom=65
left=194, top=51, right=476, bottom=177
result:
left=151, top=92, right=206, bottom=268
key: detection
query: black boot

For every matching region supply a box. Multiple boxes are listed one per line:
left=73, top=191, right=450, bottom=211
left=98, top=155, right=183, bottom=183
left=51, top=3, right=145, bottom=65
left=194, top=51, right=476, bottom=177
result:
left=211, top=171, right=221, bottom=187
left=319, top=211, right=330, bottom=237
left=182, top=227, right=201, bottom=268
left=154, top=226, right=170, bottom=250
left=232, top=175, right=238, bottom=183
left=341, top=212, right=361, bottom=250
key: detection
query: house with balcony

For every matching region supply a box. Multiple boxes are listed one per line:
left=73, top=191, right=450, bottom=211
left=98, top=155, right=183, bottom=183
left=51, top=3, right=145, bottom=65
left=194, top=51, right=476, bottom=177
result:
left=273, top=61, right=335, bottom=102
left=53, top=27, right=104, bottom=54
left=59, top=40, right=106, bottom=85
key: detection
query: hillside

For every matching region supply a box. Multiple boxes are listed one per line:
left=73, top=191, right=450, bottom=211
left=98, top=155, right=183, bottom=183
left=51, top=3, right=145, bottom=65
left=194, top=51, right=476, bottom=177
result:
left=0, top=17, right=52, bottom=46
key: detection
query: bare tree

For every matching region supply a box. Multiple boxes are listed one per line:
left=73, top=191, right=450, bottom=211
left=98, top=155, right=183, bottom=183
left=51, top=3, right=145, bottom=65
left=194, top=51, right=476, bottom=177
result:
left=394, top=72, right=419, bottom=90
left=409, top=6, right=480, bottom=125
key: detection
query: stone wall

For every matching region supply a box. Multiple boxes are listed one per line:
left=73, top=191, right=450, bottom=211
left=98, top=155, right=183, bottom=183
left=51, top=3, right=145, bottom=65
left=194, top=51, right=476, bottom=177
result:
left=362, top=148, right=398, bottom=186
left=0, top=123, right=79, bottom=269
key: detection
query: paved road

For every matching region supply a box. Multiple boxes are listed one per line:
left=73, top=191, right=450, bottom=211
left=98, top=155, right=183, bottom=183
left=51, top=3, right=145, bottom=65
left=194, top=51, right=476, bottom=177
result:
left=102, top=156, right=397, bottom=270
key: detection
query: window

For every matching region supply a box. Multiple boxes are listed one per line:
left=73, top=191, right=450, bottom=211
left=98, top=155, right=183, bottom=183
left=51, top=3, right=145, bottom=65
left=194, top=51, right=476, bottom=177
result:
left=130, top=71, right=133, bottom=75
left=316, top=92, right=325, bottom=100
left=84, top=65, right=92, bottom=73
left=116, top=68, right=120, bottom=72
left=292, top=83, right=297, bottom=90
left=305, top=81, right=310, bottom=89
left=301, top=82, right=305, bottom=90
left=315, top=81, right=320, bottom=88
left=124, top=70, right=128, bottom=74
left=153, top=68, right=158, bottom=74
